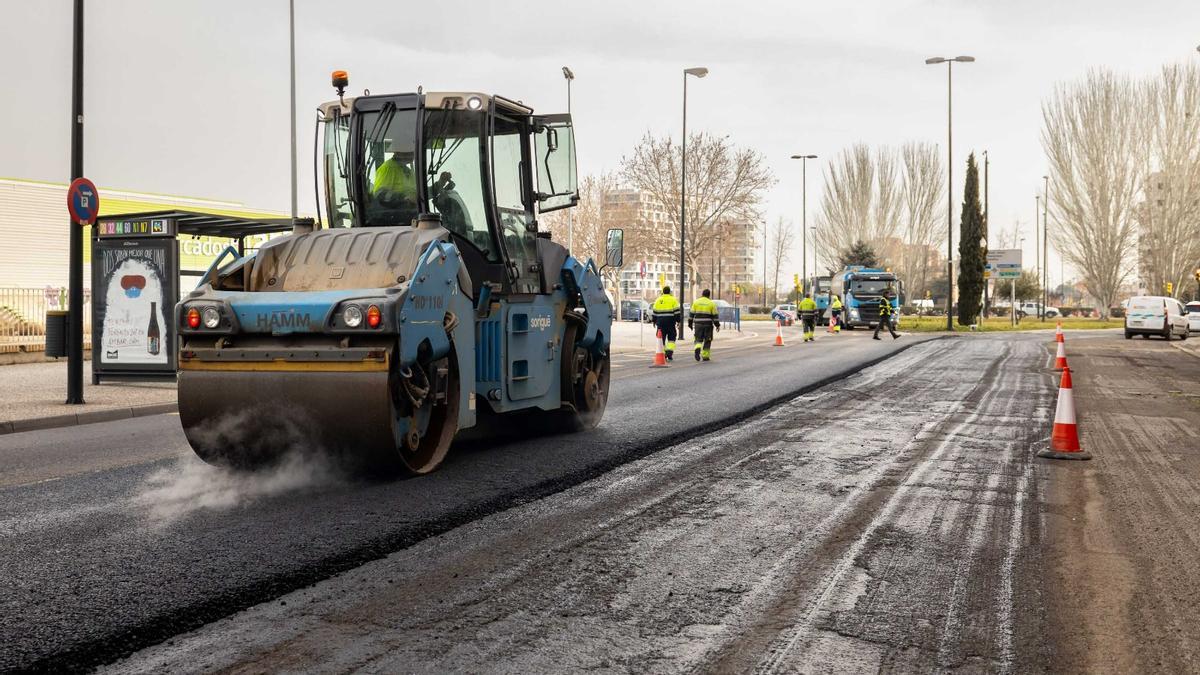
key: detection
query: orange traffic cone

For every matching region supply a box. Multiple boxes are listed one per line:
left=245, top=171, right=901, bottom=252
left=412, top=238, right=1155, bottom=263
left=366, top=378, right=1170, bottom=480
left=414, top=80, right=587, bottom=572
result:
left=1055, top=322, right=1064, bottom=343
left=1037, top=366, right=1091, bottom=460
left=774, top=320, right=786, bottom=347
left=1054, top=340, right=1068, bottom=371
left=650, top=330, right=669, bottom=368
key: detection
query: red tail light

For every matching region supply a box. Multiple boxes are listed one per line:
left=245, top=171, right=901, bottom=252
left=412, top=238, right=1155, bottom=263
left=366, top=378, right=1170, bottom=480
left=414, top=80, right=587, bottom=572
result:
left=186, top=307, right=201, bottom=329
left=367, top=305, right=381, bottom=328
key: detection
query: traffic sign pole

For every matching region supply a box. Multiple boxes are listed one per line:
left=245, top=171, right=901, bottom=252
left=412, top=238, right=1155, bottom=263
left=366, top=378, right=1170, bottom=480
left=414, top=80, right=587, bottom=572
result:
left=67, top=0, right=85, bottom=405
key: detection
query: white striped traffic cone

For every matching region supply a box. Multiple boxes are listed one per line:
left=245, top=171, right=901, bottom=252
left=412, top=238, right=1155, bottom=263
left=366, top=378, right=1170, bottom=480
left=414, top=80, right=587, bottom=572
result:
left=774, top=320, right=785, bottom=347
left=650, top=329, right=668, bottom=368
left=1054, top=340, right=1068, bottom=371
left=1037, top=366, right=1091, bottom=460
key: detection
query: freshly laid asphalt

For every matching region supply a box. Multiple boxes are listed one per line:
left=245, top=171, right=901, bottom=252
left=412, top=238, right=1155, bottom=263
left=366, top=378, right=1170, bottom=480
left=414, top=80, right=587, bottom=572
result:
left=0, top=326, right=937, bottom=672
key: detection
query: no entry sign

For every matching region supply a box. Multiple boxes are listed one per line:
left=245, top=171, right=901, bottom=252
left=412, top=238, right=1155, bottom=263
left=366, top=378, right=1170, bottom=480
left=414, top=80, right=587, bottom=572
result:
left=68, top=177, right=100, bottom=225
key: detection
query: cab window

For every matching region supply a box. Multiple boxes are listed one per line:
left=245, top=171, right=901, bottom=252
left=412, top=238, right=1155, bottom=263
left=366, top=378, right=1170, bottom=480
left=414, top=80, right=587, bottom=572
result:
left=358, top=106, right=420, bottom=227
left=423, top=109, right=498, bottom=261
left=492, top=115, right=539, bottom=292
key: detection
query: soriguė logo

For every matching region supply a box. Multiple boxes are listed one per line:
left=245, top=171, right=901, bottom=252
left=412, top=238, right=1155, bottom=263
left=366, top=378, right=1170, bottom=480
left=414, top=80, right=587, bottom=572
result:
left=530, top=316, right=552, bottom=330
left=255, top=311, right=314, bottom=331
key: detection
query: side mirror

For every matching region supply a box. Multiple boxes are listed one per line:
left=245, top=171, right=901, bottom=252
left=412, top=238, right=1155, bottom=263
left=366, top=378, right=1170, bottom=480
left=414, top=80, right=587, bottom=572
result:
left=604, top=228, right=624, bottom=269
left=546, top=127, right=559, bottom=153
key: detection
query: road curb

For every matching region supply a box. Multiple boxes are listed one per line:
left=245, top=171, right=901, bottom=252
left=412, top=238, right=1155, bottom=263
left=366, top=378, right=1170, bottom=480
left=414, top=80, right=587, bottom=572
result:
left=0, top=401, right=178, bottom=436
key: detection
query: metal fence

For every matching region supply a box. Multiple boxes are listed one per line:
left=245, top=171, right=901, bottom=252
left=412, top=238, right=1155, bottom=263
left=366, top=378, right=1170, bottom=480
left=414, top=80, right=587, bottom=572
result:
left=0, top=287, right=91, bottom=353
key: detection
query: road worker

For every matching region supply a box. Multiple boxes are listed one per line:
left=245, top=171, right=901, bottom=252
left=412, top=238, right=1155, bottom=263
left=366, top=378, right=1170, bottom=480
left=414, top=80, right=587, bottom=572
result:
left=798, top=291, right=818, bottom=343
left=688, top=289, right=720, bottom=361
left=651, top=286, right=682, bottom=361
left=829, top=294, right=843, bottom=333
left=873, top=286, right=901, bottom=340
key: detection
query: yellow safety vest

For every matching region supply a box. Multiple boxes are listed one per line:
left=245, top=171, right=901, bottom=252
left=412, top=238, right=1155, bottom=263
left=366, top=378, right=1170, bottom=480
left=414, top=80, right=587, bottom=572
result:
left=690, top=296, right=718, bottom=323
left=652, top=293, right=680, bottom=319
left=373, top=158, right=416, bottom=196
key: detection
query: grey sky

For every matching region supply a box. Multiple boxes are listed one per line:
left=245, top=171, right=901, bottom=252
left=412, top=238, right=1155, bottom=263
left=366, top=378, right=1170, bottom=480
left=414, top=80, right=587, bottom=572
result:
left=4, top=0, right=1199, bottom=283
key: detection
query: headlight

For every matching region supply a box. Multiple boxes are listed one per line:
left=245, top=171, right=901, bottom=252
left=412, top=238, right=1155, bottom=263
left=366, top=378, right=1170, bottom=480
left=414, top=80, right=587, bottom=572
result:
left=466, top=96, right=483, bottom=110
left=342, top=304, right=363, bottom=328
left=202, top=307, right=221, bottom=329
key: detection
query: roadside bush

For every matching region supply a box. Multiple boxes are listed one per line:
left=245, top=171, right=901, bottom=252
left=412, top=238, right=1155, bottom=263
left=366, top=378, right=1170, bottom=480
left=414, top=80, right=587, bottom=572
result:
left=1109, top=307, right=1125, bottom=318
left=1059, top=307, right=1078, bottom=318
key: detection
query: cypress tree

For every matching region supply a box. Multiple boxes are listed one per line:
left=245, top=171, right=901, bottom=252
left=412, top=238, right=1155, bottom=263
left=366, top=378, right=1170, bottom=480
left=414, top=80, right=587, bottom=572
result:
left=957, top=154, right=985, bottom=325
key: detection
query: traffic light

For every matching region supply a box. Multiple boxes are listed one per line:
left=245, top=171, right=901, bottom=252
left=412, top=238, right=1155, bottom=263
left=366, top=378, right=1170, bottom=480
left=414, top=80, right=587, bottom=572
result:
left=1166, top=281, right=1174, bottom=295
left=1194, top=268, right=1200, bottom=283
left=793, top=274, right=800, bottom=291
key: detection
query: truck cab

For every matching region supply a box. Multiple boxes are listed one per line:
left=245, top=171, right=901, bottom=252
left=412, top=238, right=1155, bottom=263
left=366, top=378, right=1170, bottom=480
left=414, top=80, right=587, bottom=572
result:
left=832, top=267, right=902, bottom=329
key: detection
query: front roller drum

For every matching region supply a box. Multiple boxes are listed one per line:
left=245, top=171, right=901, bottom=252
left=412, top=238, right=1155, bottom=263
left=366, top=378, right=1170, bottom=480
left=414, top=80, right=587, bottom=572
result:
left=178, top=362, right=457, bottom=474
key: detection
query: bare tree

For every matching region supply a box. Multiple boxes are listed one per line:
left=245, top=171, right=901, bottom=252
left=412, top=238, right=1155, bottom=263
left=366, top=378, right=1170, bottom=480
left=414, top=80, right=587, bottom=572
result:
left=1042, top=69, right=1145, bottom=317
left=766, top=217, right=796, bottom=302
left=1136, top=63, right=1200, bottom=298
left=812, top=144, right=903, bottom=273
left=620, top=132, right=774, bottom=298
left=897, top=142, right=946, bottom=300
left=540, top=172, right=634, bottom=297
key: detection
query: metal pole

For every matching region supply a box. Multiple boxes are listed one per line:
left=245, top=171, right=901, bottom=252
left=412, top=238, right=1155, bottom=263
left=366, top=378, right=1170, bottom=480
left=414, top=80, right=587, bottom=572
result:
left=801, top=158, right=808, bottom=289
left=566, top=75, right=573, bottom=253
left=983, top=151, right=989, bottom=316
left=67, top=0, right=85, bottom=404
left=946, top=61, right=954, bottom=331
left=762, top=222, right=767, bottom=306
left=1043, top=175, right=1049, bottom=320
left=679, top=73, right=687, bottom=340
left=1035, top=195, right=1040, bottom=319
left=288, top=0, right=297, bottom=221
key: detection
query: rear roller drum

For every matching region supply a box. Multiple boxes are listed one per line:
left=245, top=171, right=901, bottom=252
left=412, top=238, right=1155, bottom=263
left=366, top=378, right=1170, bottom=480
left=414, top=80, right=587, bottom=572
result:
left=559, top=321, right=610, bottom=431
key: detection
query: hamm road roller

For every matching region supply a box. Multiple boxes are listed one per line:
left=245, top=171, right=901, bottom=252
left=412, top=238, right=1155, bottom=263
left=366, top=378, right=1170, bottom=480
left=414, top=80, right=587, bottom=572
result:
left=176, top=74, right=621, bottom=473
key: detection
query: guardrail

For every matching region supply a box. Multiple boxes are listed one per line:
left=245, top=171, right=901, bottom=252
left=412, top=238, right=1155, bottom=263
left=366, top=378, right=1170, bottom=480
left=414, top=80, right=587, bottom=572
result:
left=0, top=287, right=91, bottom=354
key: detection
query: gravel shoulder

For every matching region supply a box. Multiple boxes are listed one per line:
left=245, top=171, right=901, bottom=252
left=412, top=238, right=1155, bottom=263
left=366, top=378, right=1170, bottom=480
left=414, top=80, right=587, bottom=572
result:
left=1041, top=333, right=1200, bottom=673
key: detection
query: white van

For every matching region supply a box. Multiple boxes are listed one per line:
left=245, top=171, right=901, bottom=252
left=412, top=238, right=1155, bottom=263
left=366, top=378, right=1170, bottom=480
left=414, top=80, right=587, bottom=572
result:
left=1187, top=302, right=1200, bottom=333
left=1125, top=295, right=1189, bottom=340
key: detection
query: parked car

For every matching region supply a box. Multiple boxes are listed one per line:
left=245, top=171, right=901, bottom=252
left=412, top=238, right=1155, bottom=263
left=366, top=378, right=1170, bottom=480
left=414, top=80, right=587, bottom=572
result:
left=1015, top=302, right=1059, bottom=319
left=771, top=304, right=797, bottom=325
left=619, top=299, right=652, bottom=322
left=1185, top=301, right=1200, bottom=333
left=1125, top=295, right=1189, bottom=340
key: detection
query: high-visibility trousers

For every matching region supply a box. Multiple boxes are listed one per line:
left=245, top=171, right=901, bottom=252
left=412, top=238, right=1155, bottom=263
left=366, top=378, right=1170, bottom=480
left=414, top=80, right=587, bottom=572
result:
left=693, top=323, right=714, bottom=360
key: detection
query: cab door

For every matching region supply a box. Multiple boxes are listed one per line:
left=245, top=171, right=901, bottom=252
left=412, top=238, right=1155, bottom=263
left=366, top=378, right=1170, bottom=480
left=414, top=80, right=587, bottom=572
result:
left=489, top=109, right=541, bottom=295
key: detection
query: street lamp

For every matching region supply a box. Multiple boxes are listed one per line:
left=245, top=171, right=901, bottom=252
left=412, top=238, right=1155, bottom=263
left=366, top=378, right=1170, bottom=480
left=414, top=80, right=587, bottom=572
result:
left=1042, top=174, right=1049, bottom=321
left=791, top=154, right=818, bottom=292
left=925, top=55, right=975, bottom=331
left=562, top=66, right=575, bottom=252
left=679, top=66, right=708, bottom=340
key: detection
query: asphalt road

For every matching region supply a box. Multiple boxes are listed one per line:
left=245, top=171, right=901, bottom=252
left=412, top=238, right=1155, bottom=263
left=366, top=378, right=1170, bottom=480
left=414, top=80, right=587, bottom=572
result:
left=106, top=332, right=1059, bottom=673
left=0, top=326, right=933, bottom=672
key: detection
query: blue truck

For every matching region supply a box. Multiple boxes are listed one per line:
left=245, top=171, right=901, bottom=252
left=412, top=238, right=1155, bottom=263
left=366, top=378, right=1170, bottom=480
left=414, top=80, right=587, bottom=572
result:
left=831, top=267, right=902, bottom=330
left=175, top=78, right=618, bottom=474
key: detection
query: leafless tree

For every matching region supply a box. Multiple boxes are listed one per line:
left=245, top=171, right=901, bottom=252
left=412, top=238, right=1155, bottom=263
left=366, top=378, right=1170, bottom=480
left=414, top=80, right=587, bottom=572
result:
left=812, top=144, right=905, bottom=273
left=766, top=217, right=796, bottom=302
left=620, top=132, right=774, bottom=298
left=896, top=142, right=946, bottom=300
left=1135, top=63, right=1200, bottom=298
left=540, top=172, right=633, bottom=297
left=1042, top=69, right=1145, bottom=317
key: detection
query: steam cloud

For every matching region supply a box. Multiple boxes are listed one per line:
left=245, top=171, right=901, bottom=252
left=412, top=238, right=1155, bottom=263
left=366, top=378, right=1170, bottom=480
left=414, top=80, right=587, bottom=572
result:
left=135, top=408, right=346, bottom=525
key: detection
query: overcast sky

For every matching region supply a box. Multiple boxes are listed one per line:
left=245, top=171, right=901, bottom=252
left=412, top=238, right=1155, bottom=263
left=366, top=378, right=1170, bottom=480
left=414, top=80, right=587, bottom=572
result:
left=4, top=0, right=1199, bottom=284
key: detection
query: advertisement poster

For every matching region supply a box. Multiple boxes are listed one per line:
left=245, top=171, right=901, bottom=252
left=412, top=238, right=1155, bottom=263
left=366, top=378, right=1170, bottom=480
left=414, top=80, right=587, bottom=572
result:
left=94, top=240, right=174, bottom=369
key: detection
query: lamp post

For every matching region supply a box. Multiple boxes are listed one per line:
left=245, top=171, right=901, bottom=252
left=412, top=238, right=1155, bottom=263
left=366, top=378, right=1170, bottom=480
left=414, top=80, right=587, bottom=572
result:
left=925, top=55, right=975, bottom=331
left=790, top=154, right=818, bottom=292
left=1035, top=194, right=1041, bottom=318
left=1042, top=174, right=1049, bottom=321
left=562, top=66, right=575, bottom=252
left=982, top=150, right=989, bottom=316
left=679, top=66, right=708, bottom=340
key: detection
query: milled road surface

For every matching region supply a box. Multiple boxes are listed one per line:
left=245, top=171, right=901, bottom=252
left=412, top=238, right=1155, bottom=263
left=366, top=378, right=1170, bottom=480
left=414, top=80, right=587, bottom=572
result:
left=0, top=327, right=930, bottom=672
left=106, top=334, right=1060, bottom=673
left=1042, top=333, right=1200, bottom=673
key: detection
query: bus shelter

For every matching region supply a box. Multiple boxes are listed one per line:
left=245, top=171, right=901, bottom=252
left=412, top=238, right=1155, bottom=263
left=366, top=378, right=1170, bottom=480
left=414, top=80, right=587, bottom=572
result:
left=90, top=210, right=296, bottom=382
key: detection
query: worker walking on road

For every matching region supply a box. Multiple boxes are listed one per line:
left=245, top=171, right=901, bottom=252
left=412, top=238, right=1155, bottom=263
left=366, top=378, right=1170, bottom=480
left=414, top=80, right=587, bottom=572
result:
left=652, top=286, right=682, bottom=361
left=689, top=289, right=720, bottom=361
left=873, top=287, right=901, bottom=340
left=829, top=294, right=843, bottom=334
left=798, top=292, right=818, bottom=343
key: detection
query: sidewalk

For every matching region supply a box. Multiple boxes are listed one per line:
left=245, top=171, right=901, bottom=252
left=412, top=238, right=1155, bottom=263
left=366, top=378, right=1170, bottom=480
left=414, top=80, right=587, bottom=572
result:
left=0, top=360, right=176, bottom=435
left=0, top=322, right=762, bottom=435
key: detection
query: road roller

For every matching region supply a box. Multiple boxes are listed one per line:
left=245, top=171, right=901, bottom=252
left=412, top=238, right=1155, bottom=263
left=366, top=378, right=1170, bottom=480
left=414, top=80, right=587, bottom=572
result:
left=176, top=74, right=620, bottom=473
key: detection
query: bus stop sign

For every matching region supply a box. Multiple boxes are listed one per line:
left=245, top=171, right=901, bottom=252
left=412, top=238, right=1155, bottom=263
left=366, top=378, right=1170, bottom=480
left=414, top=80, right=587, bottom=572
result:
left=68, top=177, right=100, bottom=225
